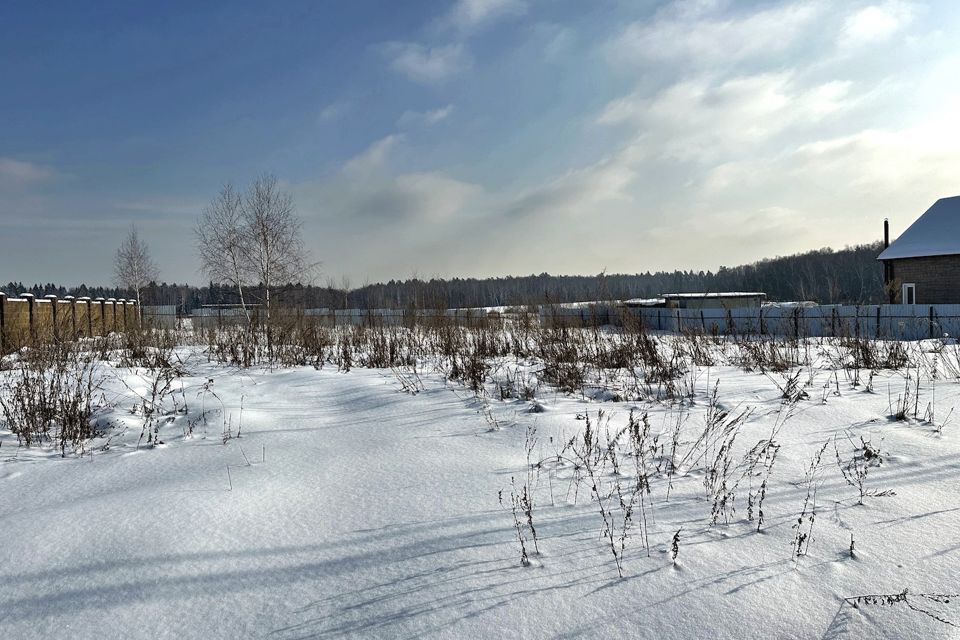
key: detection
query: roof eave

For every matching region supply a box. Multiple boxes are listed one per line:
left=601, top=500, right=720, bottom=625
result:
left=877, top=250, right=960, bottom=261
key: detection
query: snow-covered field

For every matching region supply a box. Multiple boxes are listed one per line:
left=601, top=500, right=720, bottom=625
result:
left=3, top=330, right=960, bottom=639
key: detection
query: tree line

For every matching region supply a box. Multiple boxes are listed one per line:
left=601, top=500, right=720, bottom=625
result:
left=4, top=241, right=886, bottom=312
left=4, top=173, right=887, bottom=311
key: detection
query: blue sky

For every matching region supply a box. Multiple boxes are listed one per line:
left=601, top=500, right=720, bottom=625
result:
left=2, top=0, right=960, bottom=286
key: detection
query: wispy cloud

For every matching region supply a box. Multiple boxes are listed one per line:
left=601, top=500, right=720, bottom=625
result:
left=381, top=0, right=524, bottom=88
left=442, top=0, right=527, bottom=31
left=598, top=73, right=859, bottom=162
left=842, top=1, right=917, bottom=46
left=380, top=42, right=470, bottom=83
left=0, top=157, right=56, bottom=187
left=398, top=104, right=455, bottom=128
left=295, top=136, right=481, bottom=236
left=500, top=150, right=638, bottom=221
left=344, top=134, right=403, bottom=174
left=317, top=101, right=350, bottom=123
left=611, top=0, right=824, bottom=67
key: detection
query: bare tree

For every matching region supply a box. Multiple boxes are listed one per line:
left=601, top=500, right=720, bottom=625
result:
left=243, top=174, right=311, bottom=319
left=196, top=174, right=312, bottom=321
left=114, top=225, right=159, bottom=311
left=326, top=275, right=352, bottom=310
left=196, top=182, right=252, bottom=322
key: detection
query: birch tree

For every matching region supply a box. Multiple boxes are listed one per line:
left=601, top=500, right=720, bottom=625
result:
left=195, top=182, right=252, bottom=322
left=243, top=174, right=309, bottom=319
left=196, top=175, right=312, bottom=320
left=114, top=225, right=159, bottom=310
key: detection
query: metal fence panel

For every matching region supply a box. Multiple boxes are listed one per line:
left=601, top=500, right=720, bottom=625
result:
left=614, top=303, right=960, bottom=341
left=143, top=305, right=177, bottom=330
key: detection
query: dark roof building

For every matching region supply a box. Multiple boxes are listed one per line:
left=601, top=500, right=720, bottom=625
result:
left=660, top=292, right=766, bottom=310
left=879, top=196, right=960, bottom=304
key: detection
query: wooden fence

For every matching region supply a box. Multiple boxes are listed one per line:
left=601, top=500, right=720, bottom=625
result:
left=0, top=293, right=139, bottom=352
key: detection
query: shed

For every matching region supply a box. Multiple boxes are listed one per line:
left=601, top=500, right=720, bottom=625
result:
left=661, top=292, right=766, bottom=310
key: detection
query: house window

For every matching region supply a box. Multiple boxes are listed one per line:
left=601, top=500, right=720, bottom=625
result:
left=902, top=283, right=916, bottom=305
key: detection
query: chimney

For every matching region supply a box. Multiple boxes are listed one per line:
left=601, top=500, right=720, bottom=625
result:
left=882, top=218, right=894, bottom=301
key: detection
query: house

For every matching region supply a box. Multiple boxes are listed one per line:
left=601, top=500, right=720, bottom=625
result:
left=660, top=292, right=766, bottom=310
left=878, top=196, right=960, bottom=304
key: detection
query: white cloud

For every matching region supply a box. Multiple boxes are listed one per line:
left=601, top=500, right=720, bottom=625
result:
left=316, top=169, right=479, bottom=224
left=339, top=0, right=957, bottom=279
left=695, top=101, right=960, bottom=251
left=381, top=42, right=470, bottom=83
left=611, top=0, right=824, bottom=67
left=344, top=135, right=402, bottom=174
left=381, top=0, right=524, bottom=88
left=392, top=172, right=481, bottom=221
left=304, top=134, right=481, bottom=224
left=842, top=1, right=917, bottom=46
left=443, top=0, right=527, bottom=30
left=398, top=105, right=455, bottom=128
left=598, top=72, right=859, bottom=163
left=793, top=110, right=960, bottom=194
left=502, top=150, right=638, bottom=220
left=317, top=101, right=349, bottom=123
left=0, top=157, right=55, bottom=187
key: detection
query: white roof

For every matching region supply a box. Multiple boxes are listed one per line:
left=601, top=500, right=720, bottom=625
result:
left=662, top=292, right=766, bottom=299
left=622, top=298, right=666, bottom=306
left=763, top=301, right=818, bottom=308
left=879, top=196, right=960, bottom=260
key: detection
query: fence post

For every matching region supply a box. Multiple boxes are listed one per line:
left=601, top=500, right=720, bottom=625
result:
left=95, top=298, right=105, bottom=336
left=875, top=305, right=881, bottom=339
left=793, top=307, right=800, bottom=339
left=0, top=292, right=5, bottom=352
left=85, top=298, right=93, bottom=337
left=46, top=294, right=58, bottom=341
left=21, top=293, right=35, bottom=341
left=759, top=306, right=765, bottom=335
left=930, top=306, right=935, bottom=339
left=65, top=296, right=76, bottom=339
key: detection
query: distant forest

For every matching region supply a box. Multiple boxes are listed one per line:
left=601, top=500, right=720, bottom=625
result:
left=3, top=242, right=885, bottom=312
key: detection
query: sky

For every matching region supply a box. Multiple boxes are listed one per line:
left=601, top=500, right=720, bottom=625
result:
left=2, top=0, right=960, bottom=287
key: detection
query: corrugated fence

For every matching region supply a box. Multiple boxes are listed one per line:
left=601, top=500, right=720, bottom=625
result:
left=142, top=305, right=178, bottom=330
left=620, top=304, right=960, bottom=341
left=190, top=307, right=514, bottom=330
left=171, top=302, right=960, bottom=342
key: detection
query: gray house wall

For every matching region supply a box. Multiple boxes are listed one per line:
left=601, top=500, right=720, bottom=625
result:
left=887, top=254, right=960, bottom=304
